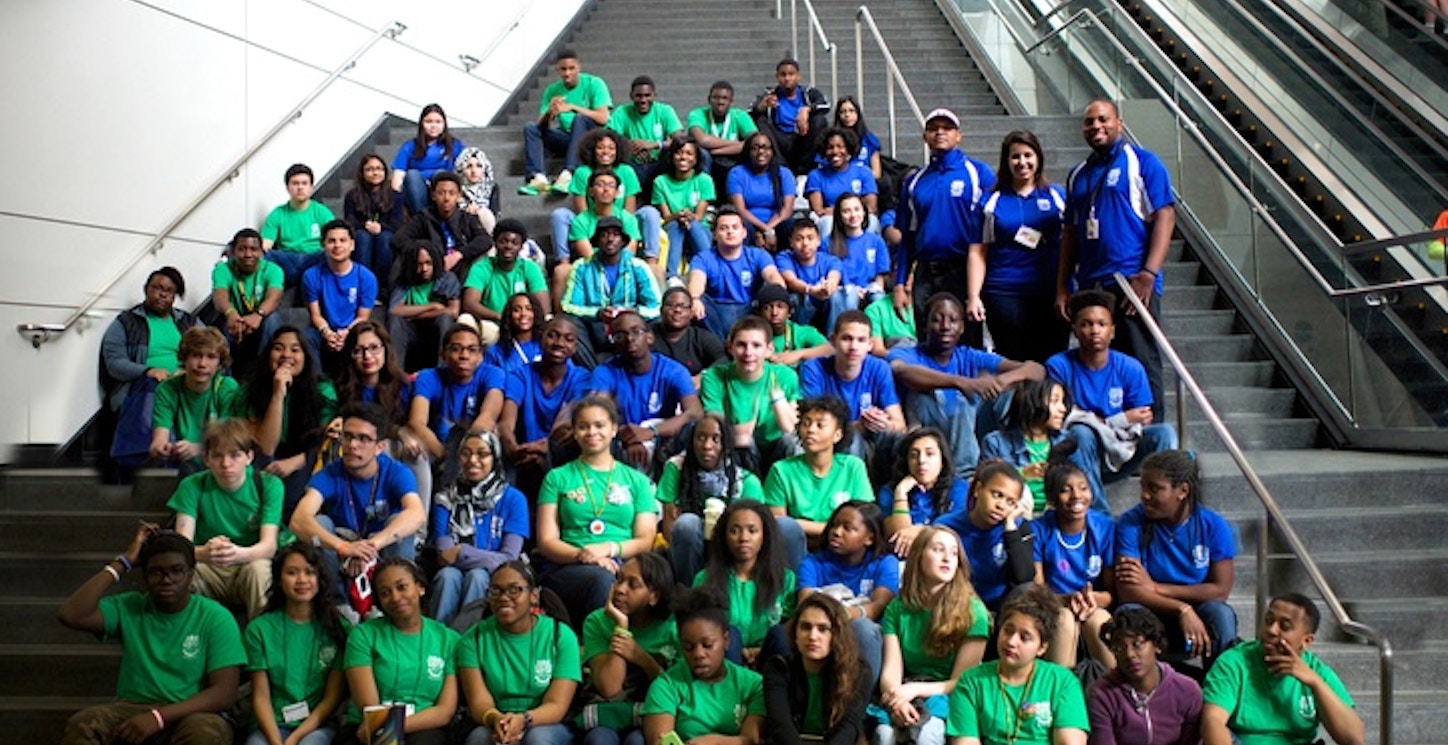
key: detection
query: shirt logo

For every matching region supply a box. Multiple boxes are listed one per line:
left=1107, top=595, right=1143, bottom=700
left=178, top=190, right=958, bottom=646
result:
left=606, top=483, right=632, bottom=506
left=950, top=180, right=966, bottom=197
left=1029, top=701, right=1053, bottom=727
left=851, top=179, right=863, bottom=193
left=734, top=704, right=748, bottom=727
left=310, top=224, right=321, bottom=238
left=1038, top=198, right=1052, bottom=211
left=427, top=654, right=446, bottom=680
left=348, top=287, right=358, bottom=304
left=1193, top=544, right=1209, bottom=569
left=833, top=491, right=851, bottom=507
left=1087, top=555, right=1103, bottom=578
left=1107, top=168, right=1121, bottom=187
left=866, top=249, right=877, bottom=264
left=1297, top=694, right=1316, bottom=720
left=992, top=542, right=1007, bottom=566
left=648, top=392, right=662, bottom=415
left=514, top=280, right=526, bottom=294
left=533, top=658, right=553, bottom=686
left=319, top=644, right=337, bottom=668
left=1109, top=387, right=1124, bottom=409
left=860, top=393, right=873, bottom=411
left=740, top=270, right=753, bottom=287
left=182, top=633, right=201, bottom=659
left=653, top=123, right=664, bottom=137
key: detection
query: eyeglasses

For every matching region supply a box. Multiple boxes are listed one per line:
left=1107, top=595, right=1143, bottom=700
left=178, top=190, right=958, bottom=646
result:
left=341, top=432, right=378, bottom=445
left=146, top=283, right=177, bottom=296
left=145, top=564, right=191, bottom=582
left=611, top=327, right=648, bottom=343
left=458, top=448, right=492, bottom=462
left=487, top=585, right=530, bottom=600
left=663, top=300, right=692, bottom=310
left=445, top=344, right=482, bottom=355
left=351, top=343, right=385, bottom=358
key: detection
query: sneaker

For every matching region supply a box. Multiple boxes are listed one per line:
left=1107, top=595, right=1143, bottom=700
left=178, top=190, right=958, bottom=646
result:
left=553, top=169, right=573, bottom=191
left=518, top=173, right=550, bottom=195
left=335, top=603, right=361, bottom=626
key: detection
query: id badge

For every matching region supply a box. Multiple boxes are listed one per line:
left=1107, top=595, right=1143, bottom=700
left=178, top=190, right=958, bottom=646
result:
left=1014, top=225, right=1043, bottom=249
left=1085, top=217, right=1100, bottom=241
left=282, top=701, right=311, bottom=724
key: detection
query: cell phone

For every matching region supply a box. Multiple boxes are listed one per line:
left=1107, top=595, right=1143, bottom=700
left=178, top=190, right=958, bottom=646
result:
left=660, top=731, right=685, bottom=745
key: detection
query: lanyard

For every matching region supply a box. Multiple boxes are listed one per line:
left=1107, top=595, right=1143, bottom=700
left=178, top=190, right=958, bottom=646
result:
left=387, top=622, right=430, bottom=704
left=1086, top=142, right=1122, bottom=221
left=997, top=662, right=1039, bottom=745
left=233, top=267, right=263, bottom=313
left=344, top=466, right=383, bottom=532
left=576, top=460, right=617, bottom=519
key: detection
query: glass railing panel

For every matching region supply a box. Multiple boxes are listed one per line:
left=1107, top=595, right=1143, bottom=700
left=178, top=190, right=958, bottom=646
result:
left=1301, top=0, right=1448, bottom=115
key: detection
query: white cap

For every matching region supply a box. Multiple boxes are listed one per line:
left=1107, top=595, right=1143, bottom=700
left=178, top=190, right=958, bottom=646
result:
left=924, top=108, right=960, bottom=128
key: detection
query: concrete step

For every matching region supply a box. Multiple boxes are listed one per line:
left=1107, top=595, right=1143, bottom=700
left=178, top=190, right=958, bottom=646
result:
left=1163, top=284, right=1218, bottom=310
left=1162, top=259, right=1201, bottom=285
left=1219, top=504, right=1448, bottom=554
left=1184, top=416, right=1320, bottom=450
left=0, top=696, right=113, bottom=745
left=1163, top=385, right=1297, bottom=418
left=1195, top=450, right=1448, bottom=512
left=1255, top=549, right=1448, bottom=600
left=0, top=645, right=120, bottom=698
left=1166, top=360, right=1276, bottom=387
left=0, top=553, right=127, bottom=596
left=0, top=511, right=169, bottom=553
left=1163, top=308, right=1238, bottom=336
left=1356, top=691, right=1448, bottom=745
left=1337, top=598, right=1448, bottom=649
left=1308, top=641, right=1448, bottom=695
left=0, top=598, right=86, bottom=645
left=0, top=469, right=177, bottom=511
left=1172, top=334, right=1259, bottom=363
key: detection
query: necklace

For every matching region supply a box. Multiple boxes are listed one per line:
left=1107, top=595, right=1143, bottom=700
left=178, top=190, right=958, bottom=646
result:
left=997, top=662, right=1038, bottom=745
left=577, top=460, right=618, bottom=537
left=1056, top=526, right=1087, bottom=551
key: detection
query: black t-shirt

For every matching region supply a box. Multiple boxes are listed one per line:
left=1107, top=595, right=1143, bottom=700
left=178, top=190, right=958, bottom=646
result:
left=651, top=324, right=726, bottom=376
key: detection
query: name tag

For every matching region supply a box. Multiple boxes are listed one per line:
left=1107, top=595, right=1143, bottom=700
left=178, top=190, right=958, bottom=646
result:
left=282, top=701, right=311, bottom=724
left=1085, top=218, right=1100, bottom=241
left=1015, top=226, right=1043, bottom=249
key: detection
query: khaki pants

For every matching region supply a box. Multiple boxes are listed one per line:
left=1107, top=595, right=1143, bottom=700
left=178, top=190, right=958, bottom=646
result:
left=192, top=558, right=272, bottom=619
left=62, top=701, right=231, bottom=745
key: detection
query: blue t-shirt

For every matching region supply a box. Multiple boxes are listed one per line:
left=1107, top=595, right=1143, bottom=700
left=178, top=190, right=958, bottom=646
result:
left=1063, top=140, right=1175, bottom=294
left=410, top=364, right=506, bottom=441
left=978, top=185, right=1066, bottom=296
left=832, top=231, right=891, bottom=287
left=876, top=477, right=969, bottom=526
left=429, top=484, right=531, bottom=550
left=804, top=162, right=878, bottom=208
left=1045, top=348, right=1153, bottom=417
left=690, top=246, right=776, bottom=304
left=589, top=353, right=697, bottom=425
left=932, top=511, right=1012, bottom=607
left=887, top=344, right=1004, bottom=411
left=307, top=455, right=417, bottom=536
left=302, top=263, right=378, bottom=330
left=775, top=250, right=842, bottom=287
left=771, top=86, right=810, bottom=134
left=818, top=131, right=882, bottom=171
left=799, top=355, right=899, bottom=422
left=1116, top=504, right=1237, bottom=586
left=1031, top=509, right=1115, bottom=595
left=726, top=164, right=797, bottom=227
left=798, top=550, right=901, bottom=598
left=392, top=138, right=465, bottom=178
left=504, top=361, right=593, bottom=443
left=484, top=339, right=541, bottom=375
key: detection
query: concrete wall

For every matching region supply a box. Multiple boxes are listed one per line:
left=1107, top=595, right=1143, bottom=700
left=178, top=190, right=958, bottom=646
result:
left=0, top=0, right=582, bottom=454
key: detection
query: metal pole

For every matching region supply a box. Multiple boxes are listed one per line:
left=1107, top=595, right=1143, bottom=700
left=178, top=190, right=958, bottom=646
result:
left=792, top=0, right=799, bottom=61
left=855, top=18, right=864, bottom=110
left=887, top=74, right=897, bottom=158
left=809, top=20, right=817, bottom=88
left=1176, top=375, right=1187, bottom=449
left=830, top=46, right=838, bottom=104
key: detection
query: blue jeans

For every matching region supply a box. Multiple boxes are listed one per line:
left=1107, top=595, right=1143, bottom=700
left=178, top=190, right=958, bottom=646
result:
left=540, top=562, right=616, bottom=633
left=268, top=249, right=325, bottom=287
left=668, top=513, right=706, bottom=588
left=313, top=514, right=416, bottom=600
left=637, top=207, right=663, bottom=261
left=777, top=516, right=807, bottom=574
left=585, top=726, right=645, bottom=745
left=664, top=219, right=712, bottom=278
left=246, top=726, right=335, bottom=745
left=550, top=207, right=577, bottom=261
left=725, top=623, right=789, bottom=664
left=902, top=388, right=1010, bottom=480
left=1067, top=422, right=1179, bottom=513
left=524, top=118, right=596, bottom=177
left=853, top=616, right=883, bottom=686
left=700, top=296, right=750, bottom=340
left=354, top=228, right=395, bottom=285
left=466, top=723, right=576, bottom=745
left=431, top=566, right=491, bottom=627
left=400, top=170, right=432, bottom=214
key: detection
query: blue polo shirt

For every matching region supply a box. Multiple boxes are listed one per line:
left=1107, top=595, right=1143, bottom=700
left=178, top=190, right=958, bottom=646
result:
left=775, top=250, right=842, bottom=287
left=836, top=231, right=891, bottom=287
left=504, top=361, right=593, bottom=443
left=932, top=511, right=1012, bottom=607
left=896, top=149, right=996, bottom=282
left=1064, top=139, right=1175, bottom=294
left=726, top=164, right=796, bottom=226
left=817, top=131, right=882, bottom=171
left=798, top=550, right=901, bottom=597
left=589, top=353, right=696, bottom=426
left=1115, top=504, right=1236, bottom=586
left=804, top=163, right=878, bottom=208
left=877, top=477, right=969, bottom=526
left=690, top=246, right=776, bottom=304
left=308, top=454, right=417, bottom=536
left=410, top=364, right=505, bottom=441
left=302, top=263, right=378, bottom=329
left=888, top=344, right=1004, bottom=412
left=1045, top=348, right=1153, bottom=417
left=800, top=355, right=899, bottom=422
left=979, top=185, right=1066, bottom=296
left=1031, top=509, right=1116, bottom=595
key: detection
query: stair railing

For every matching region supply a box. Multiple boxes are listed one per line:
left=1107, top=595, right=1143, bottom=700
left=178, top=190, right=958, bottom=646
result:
left=777, top=0, right=839, bottom=102
left=1113, top=270, right=1396, bottom=745
left=15, top=21, right=406, bottom=350
left=853, top=6, right=928, bottom=161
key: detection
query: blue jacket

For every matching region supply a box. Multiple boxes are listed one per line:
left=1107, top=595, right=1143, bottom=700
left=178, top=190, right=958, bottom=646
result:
left=560, top=251, right=663, bottom=319
left=895, top=148, right=996, bottom=282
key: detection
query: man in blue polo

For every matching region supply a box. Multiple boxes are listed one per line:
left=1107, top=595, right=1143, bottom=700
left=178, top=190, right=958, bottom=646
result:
left=1056, top=99, right=1176, bottom=419
left=893, top=107, right=996, bottom=342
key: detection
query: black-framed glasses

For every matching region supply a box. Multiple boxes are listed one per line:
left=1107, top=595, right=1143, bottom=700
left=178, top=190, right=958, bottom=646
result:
left=487, top=585, right=529, bottom=600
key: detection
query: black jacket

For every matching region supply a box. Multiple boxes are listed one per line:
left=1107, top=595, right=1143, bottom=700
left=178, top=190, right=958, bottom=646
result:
left=390, top=205, right=493, bottom=283
left=762, top=653, right=871, bottom=745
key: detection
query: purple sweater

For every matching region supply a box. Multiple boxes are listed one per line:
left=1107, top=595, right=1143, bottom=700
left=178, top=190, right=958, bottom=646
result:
left=1087, top=663, right=1203, bottom=745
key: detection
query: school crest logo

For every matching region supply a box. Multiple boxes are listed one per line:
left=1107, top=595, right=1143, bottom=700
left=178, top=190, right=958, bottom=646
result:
left=734, top=704, right=748, bottom=727
left=833, top=491, right=851, bottom=507
left=534, top=658, right=553, bottom=686
left=860, top=393, right=873, bottom=411
left=182, top=634, right=201, bottom=659
left=606, top=483, right=632, bottom=506
left=851, top=179, right=863, bottom=193
left=866, top=248, right=877, bottom=264
left=1029, top=701, right=1053, bottom=727
left=992, top=542, right=1007, bottom=566
left=1193, top=545, right=1210, bottom=569
left=1297, top=694, right=1316, bottom=719
left=950, top=180, right=966, bottom=197
left=514, top=280, right=527, bottom=294
left=319, top=644, right=336, bottom=668
left=1087, top=555, right=1103, bottom=578
left=348, top=287, right=358, bottom=304
left=1109, top=387, right=1124, bottom=410
left=741, top=270, right=753, bottom=287
left=648, top=392, right=662, bottom=415
left=1107, top=168, right=1121, bottom=187
left=427, top=654, right=445, bottom=679
left=1037, top=198, right=1052, bottom=211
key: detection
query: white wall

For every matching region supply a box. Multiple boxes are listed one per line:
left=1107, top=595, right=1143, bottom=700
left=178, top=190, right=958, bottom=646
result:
left=0, top=0, right=583, bottom=454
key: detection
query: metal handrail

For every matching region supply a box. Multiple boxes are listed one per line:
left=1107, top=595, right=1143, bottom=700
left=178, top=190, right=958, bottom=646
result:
left=1113, top=272, right=1394, bottom=745
left=787, top=0, right=840, bottom=102
left=854, top=6, right=928, bottom=160
left=1341, top=227, right=1448, bottom=256
left=15, top=21, right=405, bottom=350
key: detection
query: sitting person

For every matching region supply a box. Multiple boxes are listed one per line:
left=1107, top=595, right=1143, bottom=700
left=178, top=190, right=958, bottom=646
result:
left=520, top=49, right=612, bottom=195
left=456, top=146, right=500, bottom=233
left=946, top=584, right=1090, bottom=745
left=980, top=378, right=1074, bottom=513
left=1201, top=594, right=1363, bottom=745
left=428, top=432, right=529, bottom=628
left=167, top=419, right=282, bottom=620
left=658, top=412, right=765, bottom=589
left=498, top=316, right=595, bottom=496
left=406, top=321, right=505, bottom=498
left=750, top=57, right=831, bottom=173
left=863, top=293, right=917, bottom=358
left=1115, top=449, right=1237, bottom=662
left=830, top=96, right=883, bottom=178
left=58, top=525, right=244, bottom=745
left=388, top=240, right=460, bottom=372
left=149, top=327, right=238, bottom=475
left=261, top=163, right=334, bottom=286
left=303, top=220, right=378, bottom=376
left=932, top=461, right=1037, bottom=610
left=888, top=292, right=1043, bottom=478
left=336, top=321, right=430, bottom=498
left=727, top=132, right=797, bottom=250
left=345, top=153, right=404, bottom=290
left=879, top=428, right=968, bottom=557
left=1088, top=607, right=1202, bottom=745
left=796, top=502, right=898, bottom=682
left=485, top=292, right=544, bottom=375
left=825, top=193, right=890, bottom=310
left=578, top=554, right=679, bottom=745
left=392, top=171, right=494, bottom=286
left=799, top=310, right=906, bottom=476
left=693, top=499, right=795, bottom=665
left=561, top=217, right=664, bottom=366
left=775, top=219, right=845, bottom=331
left=651, top=286, right=727, bottom=384
left=588, top=310, right=701, bottom=470
left=550, top=127, right=656, bottom=268
left=462, top=219, right=549, bottom=347
left=805, top=129, right=879, bottom=236
left=651, top=136, right=716, bottom=278
left=698, top=315, right=801, bottom=476
left=289, top=402, right=427, bottom=601
left=755, top=283, right=832, bottom=370
left=688, top=207, right=786, bottom=339
left=688, top=81, right=759, bottom=188
left=1032, top=449, right=1117, bottom=670
left=607, top=75, right=685, bottom=180
left=559, top=169, right=648, bottom=307
left=762, top=593, right=872, bottom=745
left=391, top=103, right=466, bottom=214
left=1047, top=290, right=1178, bottom=511
left=210, top=228, right=282, bottom=380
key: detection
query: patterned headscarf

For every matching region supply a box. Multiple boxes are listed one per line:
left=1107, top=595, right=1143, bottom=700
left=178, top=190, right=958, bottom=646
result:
left=455, top=147, right=496, bottom=212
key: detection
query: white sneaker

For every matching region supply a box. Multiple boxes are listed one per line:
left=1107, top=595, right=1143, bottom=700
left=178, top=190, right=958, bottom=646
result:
left=553, top=169, right=573, bottom=191
left=518, top=173, right=550, bottom=195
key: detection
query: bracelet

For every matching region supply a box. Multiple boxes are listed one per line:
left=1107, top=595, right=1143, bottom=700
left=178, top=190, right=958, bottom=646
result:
left=891, top=508, right=911, bottom=515
left=224, top=307, right=239, bottom=318
left=1142, top=267, right=1159, bottom=277
left=769, top=396, right=785, bottom=405
left=615, top=627, right=634, bottom=638
left=151, top=708, right=165, bottom=731
left=523, top=711, right=534, bottom=730
left=113, top=554, right=133, bottom=572
left=103, top=564, right=122, bottom=583
left=1178, top=604, right=1192, bottom=616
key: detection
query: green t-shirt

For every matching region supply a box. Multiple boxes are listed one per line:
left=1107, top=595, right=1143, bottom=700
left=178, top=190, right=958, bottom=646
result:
left=464, top=257, right=548, bottom=315
left=641, top=660, right=766, bottom=741
left=692, top=569, right=797, bottom=647
left=1201, top=640, right=1354, bottom=745
left=656, top=455, right=763, bottom=506
left=686, top=107, right=758, bottom=144
left=538, top=461, right=659, bottom=548
left=403, top=281, right=434, bottom=307
left=457, top=615, right=582, bottom=713
left=882, top=595, right=990, bottom=682
left=699, top=361, right=801, bottom=446
left=212, top=259, right=284, bottom=315
left=99, top=592, right=247, bottom=705
left=166, top=466, right=283, bottom=547
left=582, top=608, right=680, bottom=674
left=342, top=616, right=459, bottom=724
left=1024, top=438, right=1050, bottom=513
left=569, top=210, right=644, bottom=245
left=144, top=314, right=183, bottom=373
left=261, top=200, right=335, bottom=254
left=244, top=610, right=345, bottom=727
left=762, top=453, right=874, bottom=522
left=946, top=660, right=1091, bottom=743
left=539, top=73, right=613, bottom=132
left=152, top=375, right=239, bottom=446
left=571, top=164, right=643, bottom=209
left=772, top=321, right=829, bottom=357
left=864, top=295, right=917, bottom=344
left=651, top=172, right=717, bottom=214
left=803, top=672, right=826, bottom=734
left=607, top=103, right=685, bottom=162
